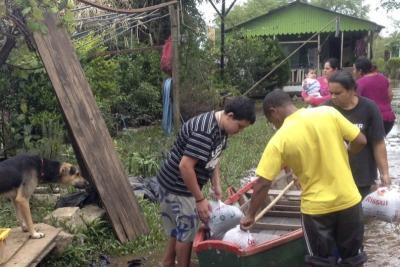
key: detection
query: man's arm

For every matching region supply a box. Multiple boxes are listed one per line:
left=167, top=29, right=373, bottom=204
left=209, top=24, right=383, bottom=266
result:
left=240, top=177, right=272, bottom=230
left=211, top=161, right=222, bottom=200
left=347, top=132, right=367, bottom=154
left=180, top=155, right=211, bottom=222
left=373, top=139, right=391, bottom=186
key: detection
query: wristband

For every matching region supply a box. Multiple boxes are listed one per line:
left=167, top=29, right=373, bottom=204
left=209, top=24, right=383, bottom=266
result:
left=196, top=197, right=205, bottom=203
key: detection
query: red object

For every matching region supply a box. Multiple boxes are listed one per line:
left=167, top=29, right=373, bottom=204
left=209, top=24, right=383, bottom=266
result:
left=301, top=91, right=331, bottom=106
left=160, top=36, right=172, bottom=75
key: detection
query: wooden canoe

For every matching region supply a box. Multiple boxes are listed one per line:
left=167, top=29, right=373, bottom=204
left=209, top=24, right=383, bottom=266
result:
left=193, top=180, right=306, bottom=267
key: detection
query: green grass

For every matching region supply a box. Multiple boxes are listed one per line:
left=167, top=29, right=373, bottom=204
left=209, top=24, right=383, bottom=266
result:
left=0, top=104, right=281, bottom=266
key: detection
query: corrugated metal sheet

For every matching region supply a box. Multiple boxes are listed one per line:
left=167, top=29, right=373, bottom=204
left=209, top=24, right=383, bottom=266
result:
left=227, top=2, right=383, bottom=36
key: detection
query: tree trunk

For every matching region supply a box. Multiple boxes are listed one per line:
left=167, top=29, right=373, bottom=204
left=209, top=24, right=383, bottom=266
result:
left=0, top=35, right=16, bottom=66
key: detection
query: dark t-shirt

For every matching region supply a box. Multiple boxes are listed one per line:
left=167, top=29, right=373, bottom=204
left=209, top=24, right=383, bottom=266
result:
left=157, top=111, right=227, bottom=196
left=325, top=97, right=385, bottom=186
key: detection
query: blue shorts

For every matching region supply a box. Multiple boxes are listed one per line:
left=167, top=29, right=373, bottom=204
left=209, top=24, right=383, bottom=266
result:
left=158, top=186, right=199, bottom=243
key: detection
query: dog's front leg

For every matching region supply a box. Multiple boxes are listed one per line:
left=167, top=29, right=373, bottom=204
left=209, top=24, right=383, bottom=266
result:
left=15, top=189, right=45, bottom=239
left=10, top=198, right=28, bottom=232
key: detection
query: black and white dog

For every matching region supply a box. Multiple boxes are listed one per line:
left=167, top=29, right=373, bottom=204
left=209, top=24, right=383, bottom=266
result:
left=0, top=154, right=88, bottom=238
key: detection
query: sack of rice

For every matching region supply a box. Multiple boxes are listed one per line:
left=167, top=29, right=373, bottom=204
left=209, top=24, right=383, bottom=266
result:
left=208, top=200, right=243, bottom=239
left=222, top=225, right=257, bottom=249
left=362, top=186, right=400, bottom=222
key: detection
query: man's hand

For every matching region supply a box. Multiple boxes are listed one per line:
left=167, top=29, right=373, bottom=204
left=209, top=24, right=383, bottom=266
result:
left=196, top=199, right=211, bottom=223
left=240, top=214, right=255, bottom=230
left=380, top=174, right=391, bottom=187
left=211, top=185, right=223, bottom=200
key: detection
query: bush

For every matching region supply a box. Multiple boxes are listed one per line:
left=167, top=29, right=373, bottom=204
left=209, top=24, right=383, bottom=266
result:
left=224, top=35, right=289, bottom=97
left=387, top=57, right=400, bottom=79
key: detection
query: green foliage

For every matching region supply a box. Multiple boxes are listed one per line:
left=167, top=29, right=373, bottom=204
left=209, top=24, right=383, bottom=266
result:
left=13, top=0, right=75, bottom=33
left=380, top=0, right=400, bottom=11
left=126, top=152, right=160, bottom=177
left=224, top=35, right=289, bottom=96
left=309, top=0, right=369, bottom=18
left=387, top=57, right=400, bottom=79
left=40, top=199, right=165, bottom=266
left=224, top=0, right=290, bottom=28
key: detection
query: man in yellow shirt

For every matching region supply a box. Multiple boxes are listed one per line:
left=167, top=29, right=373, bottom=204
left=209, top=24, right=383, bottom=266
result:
left=241, top=89, right=367, bottom=267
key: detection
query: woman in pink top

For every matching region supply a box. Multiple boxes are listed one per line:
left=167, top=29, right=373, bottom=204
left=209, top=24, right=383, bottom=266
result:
left=354, top=57, right=396, bottom=135
left=302, top=58, right=339, bottom=106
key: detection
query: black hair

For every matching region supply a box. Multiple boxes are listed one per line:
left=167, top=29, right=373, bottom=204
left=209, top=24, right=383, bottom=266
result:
left=262, top=89, right=292, bottom=117
left=306, top=68, right=316, bottom=74
left=328, top=71, right=356, bottom=91
left=325, top=58, right=340, bottom=70
left=354, top=57, right=372, bottom=75
left=224, top=96, right=256, bottom=124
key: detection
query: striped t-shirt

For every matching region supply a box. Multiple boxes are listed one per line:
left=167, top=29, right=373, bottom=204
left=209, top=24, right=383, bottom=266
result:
left=157, top=111, right=227, bottom=196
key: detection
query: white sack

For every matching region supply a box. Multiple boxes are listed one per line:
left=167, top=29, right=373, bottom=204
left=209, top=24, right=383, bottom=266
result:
left=222, top=225, right=257, bottom=249
left=362, top=186, right=400, bottom=222
left=208, top=200, right=243, bottom=239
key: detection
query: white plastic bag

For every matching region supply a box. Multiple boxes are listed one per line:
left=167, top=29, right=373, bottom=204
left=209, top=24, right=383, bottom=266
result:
left=208, top=200, right=243, bottom=239
left=222, top=225, right=257, bottom=249
left=362, top=186, right=400, bottom=222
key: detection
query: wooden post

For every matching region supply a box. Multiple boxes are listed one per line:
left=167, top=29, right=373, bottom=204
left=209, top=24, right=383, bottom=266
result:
left=317, top=34, right=320, bottom=75
left=340, top=31, right=344, bottom=68
left=169, top=4, right=181, bottom=129
left=368, top=31, right=372, bottom=59
left=33, top=13, right=149, bottom=243
left=220, top=0, right=225, bottom=78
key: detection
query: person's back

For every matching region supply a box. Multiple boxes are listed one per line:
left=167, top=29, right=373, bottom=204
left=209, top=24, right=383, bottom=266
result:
left=357, top=73, right=395, bottom=122
left=258, top=106, right=361, bottom=214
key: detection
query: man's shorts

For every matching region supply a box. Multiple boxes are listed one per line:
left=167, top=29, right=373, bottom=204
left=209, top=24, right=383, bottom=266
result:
left=158, top=186, right=199, bottom=243
left=302, top=202, right=367, bottom=267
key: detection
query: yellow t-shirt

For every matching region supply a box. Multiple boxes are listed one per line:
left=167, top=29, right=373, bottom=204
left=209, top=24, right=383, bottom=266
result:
left=256, top=106, right=361, bottom=215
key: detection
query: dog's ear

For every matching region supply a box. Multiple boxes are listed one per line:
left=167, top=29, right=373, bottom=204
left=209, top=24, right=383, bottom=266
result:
left=69, top=166, right=77, bottom=175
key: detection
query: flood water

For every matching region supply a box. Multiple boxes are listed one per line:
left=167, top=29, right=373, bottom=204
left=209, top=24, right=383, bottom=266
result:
left=110, top=89, right=400, bottom=267
left=364, top=87, right=400, bottom=267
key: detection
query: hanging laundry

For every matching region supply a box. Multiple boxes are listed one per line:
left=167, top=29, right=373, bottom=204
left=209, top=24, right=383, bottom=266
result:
left=162, top=78, right=173, bottom=135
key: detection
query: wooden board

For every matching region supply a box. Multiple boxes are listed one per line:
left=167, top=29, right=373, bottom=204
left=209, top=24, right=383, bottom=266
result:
left=2, top=224, right=60, bottom=267
left=0, top=227, right=29, bottom=265
left=32, top=13, right=149, bottom=242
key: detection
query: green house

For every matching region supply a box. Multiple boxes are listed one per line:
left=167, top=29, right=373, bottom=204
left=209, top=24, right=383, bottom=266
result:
left=226, top=0, right=383, bottom=85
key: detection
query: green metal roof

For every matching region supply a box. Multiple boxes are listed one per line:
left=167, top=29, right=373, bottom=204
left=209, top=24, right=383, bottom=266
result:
left=226, top=1, right=383, bottom=36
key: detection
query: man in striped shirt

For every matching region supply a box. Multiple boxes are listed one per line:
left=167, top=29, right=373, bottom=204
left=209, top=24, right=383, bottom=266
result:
left=157, top=96, right=256, bottom=267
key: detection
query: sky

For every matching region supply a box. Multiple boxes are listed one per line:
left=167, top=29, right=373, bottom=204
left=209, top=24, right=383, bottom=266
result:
left=198, top=0, right=400, bottom=37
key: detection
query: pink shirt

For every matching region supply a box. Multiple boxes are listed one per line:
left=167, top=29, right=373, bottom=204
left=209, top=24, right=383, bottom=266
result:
left=317, top=76, right=330, bottom=96
left=356, top=73, right=395, bottom=122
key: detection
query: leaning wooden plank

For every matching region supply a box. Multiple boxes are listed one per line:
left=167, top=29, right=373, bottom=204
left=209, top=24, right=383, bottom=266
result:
left=0, top=227, right=30, bottom=264
left=3, top=224, right=60, bottom=267
left=32, top=13, right=149, bottom=242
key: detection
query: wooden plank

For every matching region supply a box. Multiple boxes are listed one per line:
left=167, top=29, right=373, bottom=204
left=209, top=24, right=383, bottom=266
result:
left=32, top=13, right=149, bottom=242
left=276, top=200, right=300, bottom=207
left=274, top=205, right=300, bottom=212
left=30, top=243, right=56, bottom=267
left=265, top=210, right=301, bottom=218
left=169, top=4, right=181, bottom=130
left=3, top=224, right=60, bottom=267
left=268, top=189, right=301, bottom=197
left=0, top=227, right=30, bottom=264
left=254, top=222, right=302, bottom=231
